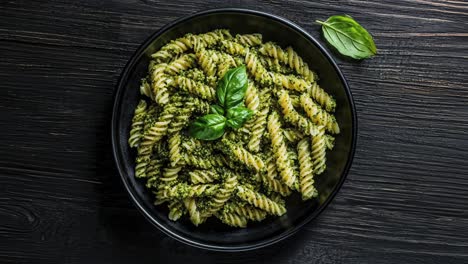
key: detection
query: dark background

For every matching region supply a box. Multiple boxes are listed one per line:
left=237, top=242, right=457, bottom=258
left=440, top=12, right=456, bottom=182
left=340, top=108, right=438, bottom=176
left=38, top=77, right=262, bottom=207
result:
left=1, top=0, right=467, bottom=263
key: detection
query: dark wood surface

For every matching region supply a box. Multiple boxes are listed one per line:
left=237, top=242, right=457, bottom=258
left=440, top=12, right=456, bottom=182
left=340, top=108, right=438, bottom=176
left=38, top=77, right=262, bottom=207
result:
left=1, top=0, right=467, bottom=263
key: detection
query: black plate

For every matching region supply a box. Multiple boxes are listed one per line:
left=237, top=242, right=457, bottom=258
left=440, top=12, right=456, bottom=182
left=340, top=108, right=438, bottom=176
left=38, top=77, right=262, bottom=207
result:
left=111, top=8, right=357, bottom=251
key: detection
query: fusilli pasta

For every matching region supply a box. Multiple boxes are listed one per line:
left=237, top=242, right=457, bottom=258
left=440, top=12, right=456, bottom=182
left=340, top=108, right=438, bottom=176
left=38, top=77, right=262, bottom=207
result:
left=128, top=29, right=340, bottom=227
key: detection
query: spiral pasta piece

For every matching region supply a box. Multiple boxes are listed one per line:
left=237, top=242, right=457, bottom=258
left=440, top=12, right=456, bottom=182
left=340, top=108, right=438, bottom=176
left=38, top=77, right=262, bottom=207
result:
left=134, top=153, right=151, bottom=178
left=259, top=43, right=318, bottom=83
left=128, top=100, right=147, bottom=148
left=165, top=54, right=197, bottom=76
left=258, top=42, right=289, bottom=64
left=168, top=133, right=182, bottom=167
left=150, top=63, right=168, bottom=85
left=245, top=82, right=260, bottom=111
left=220, top=39, right=248, bottom=56
left=189, top=97, right=211, bottom=114
left=168, top=200, right=185, bottom=221
left=300, top=93, right=340, bottom=134
left=267, top=111, right=296, bottom=188
left=227, top=203, right=267, bottom=222
left=270, top=72, right=308, bottom=92
left=195, top=29, right=231, bottom=50
left=145, top=158, right=164, bottom=189
left=286, top=46, right=318, bottom=83
left=175, top=76, right=216, bottom=101
left=263, top=153, right=291, bottom=197
left=219, top=138, right=265, bottom=172
left=167, top=102, right=194, bottom=134
left=311, top=126, right=327, bottom=175
left=160, top=165, right=182, bottom=184
left=202, top=173, right=238, bottom=216
left=181, top=137, right=202, bottom=153
left=236, top=185, right=286, bottom=216
left=151, top=34, right=193, bottom=63
left=308, top=82, right=336, bottom=113
left=184, top=198, right=207, bottom=226
left=216, top=211, right=247, bottom=228
left=196, top=49, right=217, bottom=86
left=156, top=182, right=219, bottom=200
left=261, top=172, right=292, bottom=197
left=149, top=64, right=172, bottom=104
left=283, top=128, right=304, bottom=144
left=139, top=100, right=183, bottom=155
left=140, top=78, right=152, bottom=98
left=277, top=89, right=319, bottom=136
left=258, top=55, right=291, bottom=74
left=245, top=51, right=273, bottom=86
left=189, top=170, right=220, bottom=184
left=236, top=33, right=262, bottom=47
left=247, top=107, right=269, bottom=153
left=297, top=138, right=318, bottom=200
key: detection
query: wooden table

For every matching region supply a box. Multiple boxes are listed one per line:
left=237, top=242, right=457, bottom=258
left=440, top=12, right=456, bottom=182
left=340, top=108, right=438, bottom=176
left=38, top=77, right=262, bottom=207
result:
left=1, top=1, right=467, bottom=263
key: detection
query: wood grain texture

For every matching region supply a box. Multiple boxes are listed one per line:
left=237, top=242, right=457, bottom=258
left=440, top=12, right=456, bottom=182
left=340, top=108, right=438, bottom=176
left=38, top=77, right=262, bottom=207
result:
left=1, top=0, right=467, bottom=263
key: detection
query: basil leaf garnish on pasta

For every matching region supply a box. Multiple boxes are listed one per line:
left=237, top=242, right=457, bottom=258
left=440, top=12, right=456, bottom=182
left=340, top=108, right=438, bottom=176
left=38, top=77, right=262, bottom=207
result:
left=226, top=106, right=253, bottom=129
left=216, top=65, right=248, bottom=109
left=190, top=65, right=251, bottom=140
left=210, top=105, right=225, bottom=115
left=189, top=114, right=226, bottom=140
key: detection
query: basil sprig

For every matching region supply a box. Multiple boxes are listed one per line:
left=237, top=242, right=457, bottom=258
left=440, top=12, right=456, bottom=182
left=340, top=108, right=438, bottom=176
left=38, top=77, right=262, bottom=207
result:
left=189, top=66, right=253, bottom=140
left=216, top=65, right=249, bottom=109
left=316, top=15, right=377, bottom=60
left=188, top=114, right=226, bottom=141
left=226, top=106, right=254, bottom=129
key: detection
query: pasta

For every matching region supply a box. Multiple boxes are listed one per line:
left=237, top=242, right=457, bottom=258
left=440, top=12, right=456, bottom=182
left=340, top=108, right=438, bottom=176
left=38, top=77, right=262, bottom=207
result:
left=297, top=138, right=318, bottom=200
left=168, top=200, right=185, bottom=221
left=220, top=39, right=247, bottom=56
left=236, top=33, right=263, bottom=47
left=236, top=185, right=286, bottom=216
left=267, top=111, right=297, bottom=188
left=202, top=173, right=238, bottom=217
left=311, top=126, right=327, bottom=175
left=174, top=76, right=216, bottom=101
left=216, top=211, right=248, bottom=228
left=300, top=93, right=340, bottom=134
left=247, top=107, right=269, bottom=153
left=225, top=202, right=267, bottom=222
left=277, top=89, right=319, bottom=136
left=128, top=100, right=147, bottom=148
left=156, top=182, right=219, bottom=200
left=218, top=138, right=265, bottom=173
left=189, top=170, right=220, bottom=184
left=128, top=29, right=340, bottom=227
left=184, top=198, right=206, bottom=226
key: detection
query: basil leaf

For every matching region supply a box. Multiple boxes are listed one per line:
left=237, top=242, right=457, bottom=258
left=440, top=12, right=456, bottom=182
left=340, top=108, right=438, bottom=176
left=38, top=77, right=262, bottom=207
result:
left=189, top=114, right=226, bottom=140
left=225, top=106, right=253, bottom=129
left=210, top=105, right=224, bottom=115
left=216, top=65, right=248, bottom=109
left=316, top=15, right=377, bottom=59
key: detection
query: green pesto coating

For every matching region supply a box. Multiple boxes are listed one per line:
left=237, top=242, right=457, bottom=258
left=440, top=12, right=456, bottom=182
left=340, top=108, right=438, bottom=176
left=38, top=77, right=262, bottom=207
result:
left=129, top=29, right=340, bottom=227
